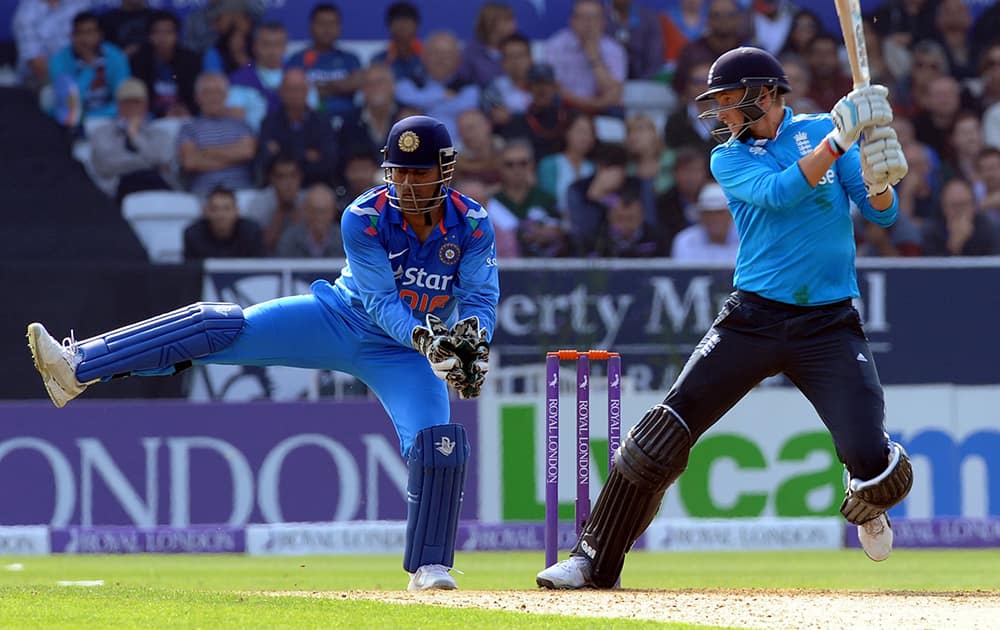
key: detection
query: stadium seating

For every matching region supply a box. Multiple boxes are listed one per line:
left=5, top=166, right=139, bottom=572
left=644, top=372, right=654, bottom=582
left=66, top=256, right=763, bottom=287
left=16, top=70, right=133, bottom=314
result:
left=121, top=190, right=202, bottom=263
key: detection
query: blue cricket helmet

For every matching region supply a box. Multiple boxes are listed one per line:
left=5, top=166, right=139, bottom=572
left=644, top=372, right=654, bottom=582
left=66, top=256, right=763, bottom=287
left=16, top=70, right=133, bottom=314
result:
left=381, top=115, right=458, bottom=215
left=695, top=46, right=791, bottom=103
left=695, top=46, right=791, bottom=143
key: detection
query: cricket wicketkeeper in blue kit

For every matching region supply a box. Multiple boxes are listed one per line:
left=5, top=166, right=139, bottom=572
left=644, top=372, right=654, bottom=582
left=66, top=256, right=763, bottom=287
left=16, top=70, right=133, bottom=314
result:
left=28, top=115, right=499, bottom=591
left=538, top=47, right=914, bottom=589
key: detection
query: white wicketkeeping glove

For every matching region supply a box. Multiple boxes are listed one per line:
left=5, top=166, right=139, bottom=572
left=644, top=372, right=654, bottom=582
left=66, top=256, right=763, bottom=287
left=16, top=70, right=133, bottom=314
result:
left=861, top=126, right=908, bottom=197
left=826, top=84, right=894, bottom=155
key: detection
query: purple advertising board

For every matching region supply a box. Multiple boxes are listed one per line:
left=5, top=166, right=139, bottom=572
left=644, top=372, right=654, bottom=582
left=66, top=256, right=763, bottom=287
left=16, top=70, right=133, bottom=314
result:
left=845, top=518, right=1000, bottom=549
left=0, top=400, right=478, bottom=527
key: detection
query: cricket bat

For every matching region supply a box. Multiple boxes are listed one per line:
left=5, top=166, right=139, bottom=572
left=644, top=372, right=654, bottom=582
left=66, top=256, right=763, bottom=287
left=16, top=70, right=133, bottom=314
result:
left=834, top=0, right=870, bottom=89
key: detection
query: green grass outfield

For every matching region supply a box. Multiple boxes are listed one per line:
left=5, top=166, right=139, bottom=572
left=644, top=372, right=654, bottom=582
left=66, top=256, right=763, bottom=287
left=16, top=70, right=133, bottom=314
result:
left=1, top=550, right=998, bottom=629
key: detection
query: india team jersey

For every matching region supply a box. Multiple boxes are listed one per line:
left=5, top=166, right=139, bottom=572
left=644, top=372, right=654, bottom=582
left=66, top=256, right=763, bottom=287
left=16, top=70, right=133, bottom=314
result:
left=315, top=185, right=499, bottom=348
left=710, top=107, right=899, bottom=306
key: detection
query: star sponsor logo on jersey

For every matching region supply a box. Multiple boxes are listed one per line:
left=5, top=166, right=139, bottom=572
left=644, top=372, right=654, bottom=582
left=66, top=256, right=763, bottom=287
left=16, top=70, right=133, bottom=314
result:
left=439, top=242, right=461, bottom=265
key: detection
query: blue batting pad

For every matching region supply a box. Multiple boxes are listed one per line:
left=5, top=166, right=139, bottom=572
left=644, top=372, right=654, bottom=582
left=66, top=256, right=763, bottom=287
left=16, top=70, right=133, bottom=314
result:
left=403, top=423, right=470, bottom=573
left=76, top=303, right=244, bottom=382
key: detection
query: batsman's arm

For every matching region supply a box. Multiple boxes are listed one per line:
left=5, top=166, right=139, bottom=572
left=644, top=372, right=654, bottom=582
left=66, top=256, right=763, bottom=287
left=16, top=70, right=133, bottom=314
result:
left=836, top=141, right=898, bottom=225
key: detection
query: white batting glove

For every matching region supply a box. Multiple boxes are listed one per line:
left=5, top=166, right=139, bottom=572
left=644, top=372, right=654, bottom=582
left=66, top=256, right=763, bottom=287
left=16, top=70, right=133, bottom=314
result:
left=826, top=84, right=894, bottom=155
left=861, top=126, right=908, bottom=197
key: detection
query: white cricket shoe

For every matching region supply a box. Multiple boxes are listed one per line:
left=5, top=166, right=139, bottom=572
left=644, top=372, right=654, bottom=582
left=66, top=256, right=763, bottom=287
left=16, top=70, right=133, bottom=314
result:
left=26, top=323, right=91, bottom=408
left=858, top=513, right=894, bottom=561
left=536, top=555, right=593, bottom=589
left=407, top=564, right=457, bottom=591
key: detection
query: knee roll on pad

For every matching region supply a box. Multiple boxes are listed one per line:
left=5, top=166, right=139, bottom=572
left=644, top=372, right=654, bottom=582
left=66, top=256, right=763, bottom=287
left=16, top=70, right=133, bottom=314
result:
left=840, top=441, right=913, bottom=525
left=573, top=404, right=692, bottom=588
left=403, top=423, right=470, bottom=573
left=76, top=302, right=244, bottom=382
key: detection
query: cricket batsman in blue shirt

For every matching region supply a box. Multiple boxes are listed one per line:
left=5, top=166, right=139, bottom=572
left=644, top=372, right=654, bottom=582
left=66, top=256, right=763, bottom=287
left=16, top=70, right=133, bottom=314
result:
left=27, top=115, right=499, bottom=591
left=539, top=47, right=914, bottom=589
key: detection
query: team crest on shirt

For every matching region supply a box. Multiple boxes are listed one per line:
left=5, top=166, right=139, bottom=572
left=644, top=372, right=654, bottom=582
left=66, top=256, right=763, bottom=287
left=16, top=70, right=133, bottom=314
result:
left=439, top=242, right=461, bottom=264
left=399, top=131, right=420, bottom=152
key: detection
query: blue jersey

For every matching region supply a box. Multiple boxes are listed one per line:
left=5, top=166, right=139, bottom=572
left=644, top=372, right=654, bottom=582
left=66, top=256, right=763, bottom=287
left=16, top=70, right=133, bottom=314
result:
left=710, top=107, right=899, bottom=306
left=287, top=46, right=361, bottom=117
left=315, top=185, right=500, bottom=349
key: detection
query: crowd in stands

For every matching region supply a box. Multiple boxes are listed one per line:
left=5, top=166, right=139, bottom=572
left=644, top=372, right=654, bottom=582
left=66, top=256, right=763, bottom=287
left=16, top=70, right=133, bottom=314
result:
left=12, top=0, right=1000, bottom=261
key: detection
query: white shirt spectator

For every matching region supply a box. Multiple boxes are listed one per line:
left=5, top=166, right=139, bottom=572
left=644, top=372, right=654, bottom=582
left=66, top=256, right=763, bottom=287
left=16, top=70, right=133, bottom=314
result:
left=671, top=183, right=740, bottom=262
left=543, top=28, right=626, bottom=100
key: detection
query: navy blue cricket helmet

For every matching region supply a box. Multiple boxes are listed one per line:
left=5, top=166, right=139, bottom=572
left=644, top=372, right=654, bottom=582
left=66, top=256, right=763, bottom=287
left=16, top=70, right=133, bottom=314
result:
left=695, top=47, right=791, bottom=142
left=381, top=115, right=458, bottom=215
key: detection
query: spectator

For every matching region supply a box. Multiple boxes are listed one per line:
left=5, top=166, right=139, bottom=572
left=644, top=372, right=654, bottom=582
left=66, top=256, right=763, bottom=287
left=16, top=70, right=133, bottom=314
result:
left=395, top=31, right=480, bottom=142
left=921, top=178, right=997, bottom=256
left=564, top=142, right=653, bottom=254
left=854, top=208, right=923, bottom=257
left=973, top=3, right=1000, bottom=60
left=750, top=0, right=799, bottom=56
left=861, top=22, right=901, bottom=97
left=898, top=40, right=950, bottom=120
left=497, top=63, right=577, bottom=160
left=182, top=0, right=263, bottom=56
left=932, top=0, right=975, bottom=83
left=13, top=0, right=90, bottom=88
left=869, top=0, right=937, bottom=53
left=482, top=33, right=534, bottom=129
left=336, top=63, right=400, bottom=160
left=47, top=11, right=131, bottom=128
left=897, top=142, right=942, bottom=228
left=662, top=60, right=717, bottom=154
left=778, top=8, right=823, bottom=59
left=942, top=110, right=985, bottom=186
left=333, top=146, right=380, bottom=213
left=452, top=108, right=501, bottom=188
left=177, top=72, right=256, bottom=196
left=804, top=33, right=852, bottom=112
left=227, top=22, right=298, bottom=131
left=459, top=2, right=517, bottom=88
left=626, top=113, right=672, bottom=194
left=976, top=43, right=1000, bottom=115
left=487, top=138, right=567, bottom=258
left=593, top=178, right=665, bottom=257
left=371, top=1, right=425, bottom=86
left=130, top=11, right=201, bottom=118
left=670, top=182, right=738, bottom=262
left=778, top=53, right=820, bottom=114
left=287, top=3, right=363, bottom=122
left=537, top=112, right=596, bottom=216
left=976, top=147, right=1000, bottom=222
left=99, top=0, right=157, bottom=59
left=672, top=0, right=747, bottom=97
left=655, top=146, right=706, bottom=253
left=275, top=183, right=345, bottom=258
left=244, top=155, right=305, bottom=255
left=605, top=0, right=663, bottom=80
left=256, top=68, right=339, bottom=187
left=544, top=0, right=627, bottom=115
left=913, top=75, right=962, bottom=163
left=201, top=4, right=253, bottom=76
left=90, top=78, right=177, bottom=205
left=183, top=185, right=264, bottom=259
left=657, top=0, right=708, bottom=80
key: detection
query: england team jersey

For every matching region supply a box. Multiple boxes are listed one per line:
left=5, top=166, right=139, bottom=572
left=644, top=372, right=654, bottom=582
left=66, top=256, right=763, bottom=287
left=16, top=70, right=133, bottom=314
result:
left=710, top=107, right=899, bottom=306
